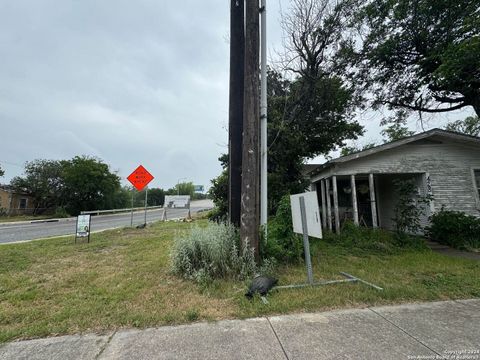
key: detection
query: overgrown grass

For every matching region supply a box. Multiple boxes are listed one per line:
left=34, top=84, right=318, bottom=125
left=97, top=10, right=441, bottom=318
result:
left=0, top=220, right=479, bottom=343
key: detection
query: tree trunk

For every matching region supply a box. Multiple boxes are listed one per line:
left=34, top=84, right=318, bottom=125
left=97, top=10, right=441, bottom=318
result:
left=471, top=94, right=480, bottom=118
left=228, top=0, right=245, bottom=228
left=241, top=0, right=260, bottom=261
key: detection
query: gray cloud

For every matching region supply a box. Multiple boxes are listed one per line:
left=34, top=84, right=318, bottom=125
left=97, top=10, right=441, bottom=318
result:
left=0, top=0, right=473, bottom=189
left=0, top=0, right=233, bottom=189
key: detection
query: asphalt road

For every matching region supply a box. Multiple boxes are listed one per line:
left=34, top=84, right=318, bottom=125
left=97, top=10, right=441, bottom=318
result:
left=0, top=200, right=213, bottom=244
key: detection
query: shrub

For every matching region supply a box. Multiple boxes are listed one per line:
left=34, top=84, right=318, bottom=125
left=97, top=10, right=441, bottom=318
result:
left=171, top=222, right=257, bottom=283
left=324, top=221, right=427, bottom=254
left=392, top=178, right=431, bottom=235
left=54, top=206, right=70, bottom=218
left=262, top=195, right=303, bottom=263
left=426, top=209, right=480, bottom=250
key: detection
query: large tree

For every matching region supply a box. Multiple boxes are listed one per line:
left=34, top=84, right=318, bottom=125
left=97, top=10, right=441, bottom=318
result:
left=10, top=159, right=64, bottom=214
left=0, top=165, right=4, bottom=178
left=342, top=0, right=480, bottom=116
left=62, top=156, right=122, bottom=215
left=210, top=67, right=363, bottom=217
left=11, top=156, right=125, bottom=215
left=211, top=0, right=363, bottom=218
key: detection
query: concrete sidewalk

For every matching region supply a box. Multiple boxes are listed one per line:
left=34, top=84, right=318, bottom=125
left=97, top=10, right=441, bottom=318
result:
left=1, top=299, right=479, bottom=360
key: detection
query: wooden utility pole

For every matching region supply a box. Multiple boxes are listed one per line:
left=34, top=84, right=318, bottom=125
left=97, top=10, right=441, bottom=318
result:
left=228, top=0, right=244, bottom=228
left=241, top=0, right=260, bottom=260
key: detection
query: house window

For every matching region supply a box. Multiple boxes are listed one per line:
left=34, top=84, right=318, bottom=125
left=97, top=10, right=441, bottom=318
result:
left=19, top=198, right=27, bottom=209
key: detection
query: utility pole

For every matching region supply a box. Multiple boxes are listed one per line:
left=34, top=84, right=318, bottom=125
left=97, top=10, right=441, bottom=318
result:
left=228, top=0, right=244, bottom=228
left=241, top=0, right=260, bottom=261
left=260, top=0, right=268, bottom=232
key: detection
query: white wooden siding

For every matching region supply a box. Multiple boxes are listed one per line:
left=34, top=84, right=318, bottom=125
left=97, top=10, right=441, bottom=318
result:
left=311, top=140, right=480, bottom=218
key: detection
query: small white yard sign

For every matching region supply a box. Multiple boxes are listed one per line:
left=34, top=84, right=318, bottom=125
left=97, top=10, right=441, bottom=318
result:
left=290, top=192, right=322, bottom=239
left=76, top=214, right=91, bottom=237
left=164, top=195, right=191, bottom=208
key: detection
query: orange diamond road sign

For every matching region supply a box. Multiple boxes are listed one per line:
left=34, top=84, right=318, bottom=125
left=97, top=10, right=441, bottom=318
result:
left=127, top=165, right=154, bottom=191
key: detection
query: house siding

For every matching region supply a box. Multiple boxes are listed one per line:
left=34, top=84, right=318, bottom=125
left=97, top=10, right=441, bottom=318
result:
left=311, top=140, right=480, bottom=220
left=0, top=189, right=35, bottom=215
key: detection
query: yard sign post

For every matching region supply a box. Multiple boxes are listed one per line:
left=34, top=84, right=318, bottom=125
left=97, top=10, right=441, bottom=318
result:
left=299, top=196, right=314, bottom=284
left=75, top=214, right=91, bottom=243
left=127, top=165, right=154, bottom=227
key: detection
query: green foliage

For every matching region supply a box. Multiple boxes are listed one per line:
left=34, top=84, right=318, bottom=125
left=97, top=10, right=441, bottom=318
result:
left=214, top=69, right=363, bottom=217
left=445, top=116, right=480, bottom=137
left=267, top=71, right=363, bottom=214
left=146, top=188, right=165, bottom=206
left=262, top=195, right=303, bottom=262
left=426, top=209, right=480, bottom=250
left=392, top=178, right=431, bottom=235
left=341, top=0, right=480, bottom=116
left=10, top=159, right=64, bottom=214
left=340, top=142, right=376, bottom=156
left=170, top=222, right=257, bottom=283
left=175, top=182, right=195, bottom=197
left=53, top=206, right=70, bottom=218
left=208, top=155, right=228, bottom=222
left=62, top=156, right=122, bottom=216
left=192, top=192, right=207, bottom=201
left=381, top=123, right=414, bottom=143
left=0, top=165, right=4, bottom=178
left=11, top=156, right=125, bottom=216
left=324, top=221, right=427, bottom=254
left=380, top=112, right=415, bottom=142
left=132, top=187, right=165, bottom=207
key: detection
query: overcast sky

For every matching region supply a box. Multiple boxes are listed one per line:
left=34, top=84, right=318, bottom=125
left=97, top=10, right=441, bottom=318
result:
left=0, top=1, right=474, bottom=190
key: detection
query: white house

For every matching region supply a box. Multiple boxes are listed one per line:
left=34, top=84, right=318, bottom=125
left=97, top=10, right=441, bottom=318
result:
left=307, top=129, right=480, bottom=234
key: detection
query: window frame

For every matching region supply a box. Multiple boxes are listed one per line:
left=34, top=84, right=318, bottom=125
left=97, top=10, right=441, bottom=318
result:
left=472, top=168, right=480, bottom=210
left=19, top=198, right=27, bottom=210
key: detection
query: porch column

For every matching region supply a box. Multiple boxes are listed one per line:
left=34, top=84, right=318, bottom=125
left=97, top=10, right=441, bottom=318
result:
left=332, top=175, right=340, bottom=234
left=369, top=173, right=378, bottom=228
left=325, top=178, right=332, bottom=231
left=351, top=174, right=359, bottom=226
left=320, top=179, right=327, bottom=229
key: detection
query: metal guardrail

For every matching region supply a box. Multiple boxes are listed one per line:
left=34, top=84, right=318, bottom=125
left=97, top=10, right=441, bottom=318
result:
left=80, top=205, right=164, bottom=215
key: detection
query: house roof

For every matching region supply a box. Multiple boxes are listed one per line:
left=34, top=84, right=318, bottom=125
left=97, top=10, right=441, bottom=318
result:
left=0, top=185, right=30, bottom=196
left=308, top=128, right=480, bottom=177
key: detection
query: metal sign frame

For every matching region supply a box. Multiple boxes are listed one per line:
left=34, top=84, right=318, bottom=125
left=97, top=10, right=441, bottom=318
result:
left=274, top=192, right=383, bottom=293
left=75, top=214, right=91, bottom=243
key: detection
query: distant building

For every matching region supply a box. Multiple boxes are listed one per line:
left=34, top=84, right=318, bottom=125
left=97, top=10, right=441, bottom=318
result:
left=0, top=186, right=36, bottom=216
left=306, top=129, right=480, bottom=234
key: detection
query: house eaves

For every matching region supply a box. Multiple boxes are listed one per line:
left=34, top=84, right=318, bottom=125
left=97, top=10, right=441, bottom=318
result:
left=307, top=128, right=480, bottom=178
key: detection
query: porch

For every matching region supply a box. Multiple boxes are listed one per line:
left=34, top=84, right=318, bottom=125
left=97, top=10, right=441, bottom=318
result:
left=311, top=173, right=431, bottom=234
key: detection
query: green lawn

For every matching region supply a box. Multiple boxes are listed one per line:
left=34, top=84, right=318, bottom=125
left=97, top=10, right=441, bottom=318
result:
left=0, top=220, right=479, bottom=343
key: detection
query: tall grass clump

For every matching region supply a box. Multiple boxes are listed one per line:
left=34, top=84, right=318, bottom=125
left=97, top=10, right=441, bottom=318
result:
left=324, top=221, right=427, bottom=255
left=171, top=222, right=257, bottom=283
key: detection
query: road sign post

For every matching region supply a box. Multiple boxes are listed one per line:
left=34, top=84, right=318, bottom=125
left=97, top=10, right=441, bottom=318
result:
left=130, top=191, right=134, bottom=227
left=144, top=187, right=148, bottom=225
left=127, top=165, right=154, bottom=227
